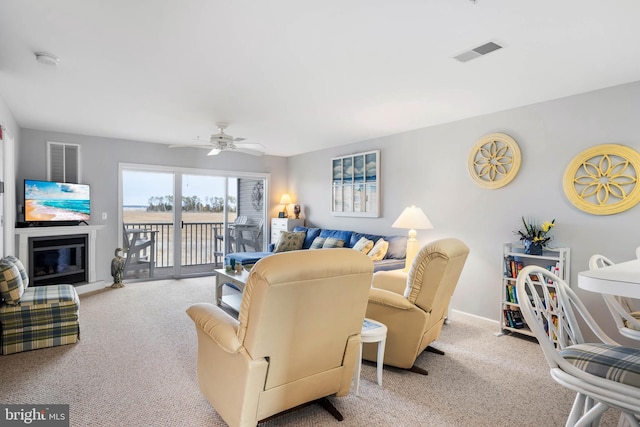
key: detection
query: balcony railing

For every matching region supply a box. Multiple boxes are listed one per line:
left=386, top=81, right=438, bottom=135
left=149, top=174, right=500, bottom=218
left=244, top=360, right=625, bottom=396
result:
left=124, top=222, right=226, bottom=268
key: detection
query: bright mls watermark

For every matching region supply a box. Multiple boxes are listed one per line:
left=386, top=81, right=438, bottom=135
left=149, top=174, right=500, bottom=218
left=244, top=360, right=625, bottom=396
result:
left=0, top=405, right=68, bottom=426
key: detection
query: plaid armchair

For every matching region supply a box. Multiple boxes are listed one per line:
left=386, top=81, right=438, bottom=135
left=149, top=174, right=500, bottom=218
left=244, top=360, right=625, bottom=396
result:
left=0, top=256, right=80, bottom=355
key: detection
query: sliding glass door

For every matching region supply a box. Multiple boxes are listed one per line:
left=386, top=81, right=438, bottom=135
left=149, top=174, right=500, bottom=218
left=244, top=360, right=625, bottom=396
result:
left=120, top=164, right=267, bottom=279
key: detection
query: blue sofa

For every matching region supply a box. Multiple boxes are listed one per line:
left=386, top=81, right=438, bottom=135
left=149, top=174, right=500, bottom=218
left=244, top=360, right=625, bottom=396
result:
left=225, top=226, right=407, bottom=272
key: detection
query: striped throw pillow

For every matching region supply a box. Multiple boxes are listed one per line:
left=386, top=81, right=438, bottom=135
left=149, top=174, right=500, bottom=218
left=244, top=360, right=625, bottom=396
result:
left=322, top=237, right=345, bottom=249
left=309, top=237, right=326, bottom=249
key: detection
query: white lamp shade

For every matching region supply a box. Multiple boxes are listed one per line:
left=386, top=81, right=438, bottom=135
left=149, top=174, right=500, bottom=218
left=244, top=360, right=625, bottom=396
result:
left=392, top=205, right=433, bottom=230
left=279, top=194, right=293, bottom=205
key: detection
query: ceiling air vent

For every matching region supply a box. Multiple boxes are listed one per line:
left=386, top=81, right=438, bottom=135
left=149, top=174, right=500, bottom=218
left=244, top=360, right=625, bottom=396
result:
left=454, top=41, right=502, bottom=63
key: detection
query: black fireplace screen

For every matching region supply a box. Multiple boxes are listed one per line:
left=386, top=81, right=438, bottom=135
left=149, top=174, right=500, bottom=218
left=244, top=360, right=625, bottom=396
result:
left=28, top=235, right=88, bottom=286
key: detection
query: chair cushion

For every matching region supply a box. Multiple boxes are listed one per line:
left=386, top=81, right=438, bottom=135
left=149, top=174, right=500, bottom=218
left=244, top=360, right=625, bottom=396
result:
left=3, top=256, right=29, bottom=289
left=368, top=239, right=389, bottom=261
left=560, top=343, right=640, bottom=388
left=309, top=237, right=326, bottom=249
left=0, top=260, right=24, bottom=305
left=0, top=284, right=80, bottom=330
left=273, top=231, right=305, bottom=253
left=353, top=237, right=374, bottom=254
left=322, top=237, right=345, bottom=249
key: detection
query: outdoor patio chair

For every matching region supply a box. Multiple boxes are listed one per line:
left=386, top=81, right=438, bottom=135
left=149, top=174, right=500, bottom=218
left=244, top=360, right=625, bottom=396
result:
left=215, top=216, right=248, bottom=254
left=516, top=265, right=640, bottom=426
left=235, top=218, right=264, bottom=252
left=122, top=225, right=156, bottom=278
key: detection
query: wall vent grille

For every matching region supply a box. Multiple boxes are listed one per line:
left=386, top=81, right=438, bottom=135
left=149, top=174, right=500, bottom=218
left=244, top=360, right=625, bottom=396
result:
left=454, top=41, right=502, bottom=62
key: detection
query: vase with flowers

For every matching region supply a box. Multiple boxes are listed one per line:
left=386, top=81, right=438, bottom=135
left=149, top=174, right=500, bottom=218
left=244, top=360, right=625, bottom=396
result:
left=515, top=217, right=555, bottom=255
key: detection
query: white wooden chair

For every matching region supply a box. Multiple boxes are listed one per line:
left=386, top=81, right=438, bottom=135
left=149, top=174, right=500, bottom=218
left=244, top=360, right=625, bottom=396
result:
left=122, top=225, right=156, bottom=278
left=235, top=218, right=264, bottom=252
left=589, top=254, right=640, bottom=341
left=215, top=216, right=248, bottom=254
left=516, top=265, right=640, bottom=427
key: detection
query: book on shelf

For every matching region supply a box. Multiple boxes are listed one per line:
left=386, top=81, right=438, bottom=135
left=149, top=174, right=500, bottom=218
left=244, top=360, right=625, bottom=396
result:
left=504, top=308, right=524, bottom=329
left=510, top=309, right=524, bottom=328
left=507, top=285, right=518, bottom=304
left=504, top=309, right=514, bottom=328
left=505, top=256, right=514, bottom=277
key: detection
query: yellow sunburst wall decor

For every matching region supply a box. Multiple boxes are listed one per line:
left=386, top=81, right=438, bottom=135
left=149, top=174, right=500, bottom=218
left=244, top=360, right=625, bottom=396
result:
left=563, top=144, right=640, bottom=215
left=468, top=132, right=522, bottom=189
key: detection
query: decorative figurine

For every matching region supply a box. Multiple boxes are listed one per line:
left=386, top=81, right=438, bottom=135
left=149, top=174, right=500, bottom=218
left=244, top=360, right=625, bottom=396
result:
left=110, top=248, right=125, bottom=288
left=294, top=204, right=301, bottom=219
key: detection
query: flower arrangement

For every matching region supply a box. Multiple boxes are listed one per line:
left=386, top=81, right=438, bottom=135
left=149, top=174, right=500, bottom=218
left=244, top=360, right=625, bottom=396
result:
left=515, top=217, right=555, bottom=254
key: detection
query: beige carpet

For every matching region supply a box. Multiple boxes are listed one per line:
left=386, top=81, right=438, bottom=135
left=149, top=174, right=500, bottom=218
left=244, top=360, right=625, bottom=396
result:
left=0, top=278, right=621, bottom=426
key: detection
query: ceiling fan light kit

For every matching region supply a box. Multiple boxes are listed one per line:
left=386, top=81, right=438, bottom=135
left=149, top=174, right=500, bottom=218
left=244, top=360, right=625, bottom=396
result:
left=169, top=122, right=266, bottom=156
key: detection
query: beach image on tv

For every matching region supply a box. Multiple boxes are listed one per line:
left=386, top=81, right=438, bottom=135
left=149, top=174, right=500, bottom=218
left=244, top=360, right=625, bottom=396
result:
left=25, top=180, right=90, bottom=221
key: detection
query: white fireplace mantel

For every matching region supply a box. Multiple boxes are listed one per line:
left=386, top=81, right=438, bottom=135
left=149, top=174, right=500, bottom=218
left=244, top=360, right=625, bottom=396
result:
left=15, top=225, right=105, bottom=293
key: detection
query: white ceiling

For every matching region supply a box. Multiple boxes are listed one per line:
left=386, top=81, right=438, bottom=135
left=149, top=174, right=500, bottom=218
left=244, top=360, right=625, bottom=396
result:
left=2, top=1, right=640, bottom=157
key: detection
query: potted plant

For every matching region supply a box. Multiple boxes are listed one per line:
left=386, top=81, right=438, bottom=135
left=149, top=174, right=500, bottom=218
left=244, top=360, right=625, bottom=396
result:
left=515, top=217, right=555, bottom=255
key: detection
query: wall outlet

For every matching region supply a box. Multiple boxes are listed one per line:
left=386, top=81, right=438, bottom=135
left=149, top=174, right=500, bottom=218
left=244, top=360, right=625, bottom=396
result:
left=101, top=212, right=107, bottom=220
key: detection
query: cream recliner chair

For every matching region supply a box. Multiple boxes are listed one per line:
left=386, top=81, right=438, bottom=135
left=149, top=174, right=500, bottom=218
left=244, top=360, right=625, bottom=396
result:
left=363, top=238, right=469, bottom=374
left=187, top=248, right=373, bottom=427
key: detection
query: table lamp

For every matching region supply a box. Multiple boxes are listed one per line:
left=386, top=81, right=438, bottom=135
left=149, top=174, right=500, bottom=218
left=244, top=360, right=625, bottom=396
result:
left=279, top=194, right=292, bottom=218
left=392, top=205, right=434, bottom=272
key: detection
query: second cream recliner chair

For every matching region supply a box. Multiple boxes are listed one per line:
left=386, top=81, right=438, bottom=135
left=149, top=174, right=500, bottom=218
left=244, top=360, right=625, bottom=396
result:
left=363, top=238, right=469, bottom=373
left=187, top=248, right=374, bottom=427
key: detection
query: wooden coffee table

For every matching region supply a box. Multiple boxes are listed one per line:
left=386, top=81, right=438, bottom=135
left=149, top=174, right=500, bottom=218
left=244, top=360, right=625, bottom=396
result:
left=215, top=268, right=250, bottom=312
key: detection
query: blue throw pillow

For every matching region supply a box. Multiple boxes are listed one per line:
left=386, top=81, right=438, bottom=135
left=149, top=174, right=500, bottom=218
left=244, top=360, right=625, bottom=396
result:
left=294, top=226, right=321, bottom=249
left=386, top=235, right=408, bottom=259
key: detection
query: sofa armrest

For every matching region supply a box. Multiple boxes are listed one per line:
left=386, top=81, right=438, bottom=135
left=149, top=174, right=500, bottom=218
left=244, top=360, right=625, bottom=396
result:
left=186, top=303, right=242, bottom=354
left=371, top=269, right=407, bottom=295
left=368, top=288, right=413, bottom=310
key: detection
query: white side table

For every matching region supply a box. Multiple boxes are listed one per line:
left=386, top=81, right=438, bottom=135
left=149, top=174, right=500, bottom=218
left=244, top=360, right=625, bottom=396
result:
left=354, top=318, right=387, bottom=395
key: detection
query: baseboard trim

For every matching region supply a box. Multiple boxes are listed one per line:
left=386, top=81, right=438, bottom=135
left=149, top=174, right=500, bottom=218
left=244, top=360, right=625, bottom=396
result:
left=450, top=309, right=500, bottom=327
left=76, top=281, right=106, bottom=295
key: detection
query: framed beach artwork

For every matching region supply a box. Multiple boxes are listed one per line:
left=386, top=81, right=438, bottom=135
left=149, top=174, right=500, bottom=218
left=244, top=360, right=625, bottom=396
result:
left=332, top=150, right=380, bottom=217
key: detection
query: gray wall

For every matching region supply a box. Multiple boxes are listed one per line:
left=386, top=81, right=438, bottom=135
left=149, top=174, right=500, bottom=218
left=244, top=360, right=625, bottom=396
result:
left=15, top=129, right=289, bottom=283
left=288, top=80, right=640, bottom=346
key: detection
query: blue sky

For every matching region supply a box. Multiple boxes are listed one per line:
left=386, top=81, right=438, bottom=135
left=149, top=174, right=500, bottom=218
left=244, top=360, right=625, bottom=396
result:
left=26, top=179, right=90, bottom=200
left=122, top=171, right=237, bottom=206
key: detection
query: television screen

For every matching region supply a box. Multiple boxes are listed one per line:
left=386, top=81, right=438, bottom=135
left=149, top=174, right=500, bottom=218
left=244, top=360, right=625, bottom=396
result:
left=25, top=179, right=90, bottom=222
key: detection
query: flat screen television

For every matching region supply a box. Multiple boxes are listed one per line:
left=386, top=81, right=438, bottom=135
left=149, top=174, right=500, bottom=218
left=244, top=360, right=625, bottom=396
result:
left=24, top=179, right=90, bottom=223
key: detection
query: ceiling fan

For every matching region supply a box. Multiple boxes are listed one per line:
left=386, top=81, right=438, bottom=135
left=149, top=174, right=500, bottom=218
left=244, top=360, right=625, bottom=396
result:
left=170, top=122, right=266, bottom=156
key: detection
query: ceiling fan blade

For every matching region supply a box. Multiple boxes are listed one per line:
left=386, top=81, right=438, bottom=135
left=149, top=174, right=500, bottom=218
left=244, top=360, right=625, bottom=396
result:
left=233, top=137, right=246, bottom=142
left=207, top=148, right=221, bottom=156
left=169, top=144, right=211, bottom=149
